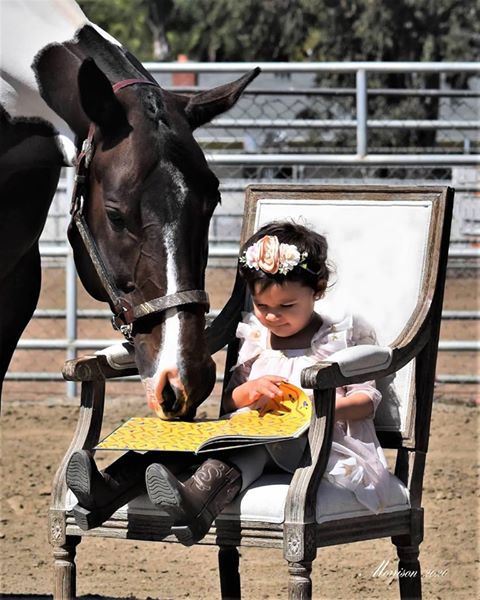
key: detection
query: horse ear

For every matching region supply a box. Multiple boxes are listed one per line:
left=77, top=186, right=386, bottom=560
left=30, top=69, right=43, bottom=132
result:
left=78, top=58, right=128, bottom=134
left=181, top=67, right=261, bottom=130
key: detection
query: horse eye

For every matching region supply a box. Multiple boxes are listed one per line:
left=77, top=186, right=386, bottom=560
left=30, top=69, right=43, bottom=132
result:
left=105, top=208, right=126, bottom=231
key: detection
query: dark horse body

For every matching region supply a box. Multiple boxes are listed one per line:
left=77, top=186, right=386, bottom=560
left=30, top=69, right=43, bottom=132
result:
left=0, top=1, right=259, bottom=416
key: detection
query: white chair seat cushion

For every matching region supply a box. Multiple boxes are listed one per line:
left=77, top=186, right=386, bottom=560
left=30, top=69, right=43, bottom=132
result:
left=219, top=472, right=409, bottom=524
left=67, top=471, right=409, bottom=525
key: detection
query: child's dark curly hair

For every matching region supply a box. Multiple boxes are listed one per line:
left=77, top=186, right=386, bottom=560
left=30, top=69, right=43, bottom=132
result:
left=239, top=221, right=331, bottom=295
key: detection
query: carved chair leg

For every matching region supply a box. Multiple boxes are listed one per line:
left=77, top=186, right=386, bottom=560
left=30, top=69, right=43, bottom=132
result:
left=392, top=536, right=422, bottom=600
left=288, top=560, right=312, bottom=600
left=53, top=535, right=81, bottom=600
left=218, top=545, right=241, bottom=600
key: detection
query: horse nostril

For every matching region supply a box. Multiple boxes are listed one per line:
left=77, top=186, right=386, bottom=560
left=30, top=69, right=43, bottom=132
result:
left=161, top=382, right=190, bottom=417
left=161, top=382, right=177, bottom=412
left=170, top=398, right=184, bottom=416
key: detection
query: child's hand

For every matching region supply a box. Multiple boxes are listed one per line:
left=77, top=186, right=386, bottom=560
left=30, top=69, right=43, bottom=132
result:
left=230, top=375, right=290, bottom=412
left=231, top=375, right=292, bottom=415
left=244, top=375, right=285, bottom=403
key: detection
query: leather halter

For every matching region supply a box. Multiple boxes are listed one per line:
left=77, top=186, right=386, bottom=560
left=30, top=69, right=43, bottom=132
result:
left=70, top=78, right=210, bottom=342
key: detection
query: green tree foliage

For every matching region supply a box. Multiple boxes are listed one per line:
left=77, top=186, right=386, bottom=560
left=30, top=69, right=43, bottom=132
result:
left=78, top=0, right=153, bottom=57
left=79, top=0, right=479, bottom=63
left=79, top=0, right=479, bottom=149
left=300, top=0, right=479, bottom=62
left=165, top=0, right=309, bottom=61
left=297, top=0, right=479, bottom=149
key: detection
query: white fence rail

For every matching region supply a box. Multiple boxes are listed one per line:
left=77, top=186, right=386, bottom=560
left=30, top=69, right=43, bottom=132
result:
left=149, top=60, right=480, bottom=159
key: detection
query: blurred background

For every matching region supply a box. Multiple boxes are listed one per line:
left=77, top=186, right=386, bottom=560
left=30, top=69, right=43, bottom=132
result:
left=4, top=0, right=479, bottom=403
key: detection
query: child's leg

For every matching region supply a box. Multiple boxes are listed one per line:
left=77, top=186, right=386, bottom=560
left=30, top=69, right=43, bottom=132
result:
left=226, top=445, right=271, bottom=490
left=66, top=449, right=193, bottom=530
left=145, top=446, right=270, bottom=546
left=146, top=457, right=241, bottom=546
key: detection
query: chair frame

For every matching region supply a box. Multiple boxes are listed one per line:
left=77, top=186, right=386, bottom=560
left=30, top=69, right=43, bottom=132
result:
left=49, top=184, right=454, bottom=600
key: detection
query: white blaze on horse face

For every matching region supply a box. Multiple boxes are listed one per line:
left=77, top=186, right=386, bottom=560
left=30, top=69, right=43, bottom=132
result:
left=142, top=162, right=190, bottom=410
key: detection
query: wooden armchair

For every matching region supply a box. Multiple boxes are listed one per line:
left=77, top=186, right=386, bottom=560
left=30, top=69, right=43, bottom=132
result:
left=49, top=184, right=453, bottom=600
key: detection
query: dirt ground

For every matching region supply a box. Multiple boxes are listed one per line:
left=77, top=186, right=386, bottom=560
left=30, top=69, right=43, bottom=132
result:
left=1, top=271, right=478, bottom=599
left=0, top=396, right=478, bottom=600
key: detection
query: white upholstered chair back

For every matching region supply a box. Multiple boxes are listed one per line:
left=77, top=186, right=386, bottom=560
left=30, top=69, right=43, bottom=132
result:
left=244, top=187, right=439, bottom=441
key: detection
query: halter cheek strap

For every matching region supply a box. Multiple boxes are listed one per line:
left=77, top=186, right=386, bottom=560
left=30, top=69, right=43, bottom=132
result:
left=70, top=78, right=210, bottom=342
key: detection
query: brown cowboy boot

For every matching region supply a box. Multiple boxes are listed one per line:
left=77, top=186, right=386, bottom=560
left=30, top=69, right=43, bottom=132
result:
left=66, top=449, right=149, bottom=530
left=146, top=458, right=242, bottom=546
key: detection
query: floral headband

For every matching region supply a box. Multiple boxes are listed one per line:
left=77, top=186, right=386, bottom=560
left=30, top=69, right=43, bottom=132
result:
left=239, top=235, right=316, bottom=276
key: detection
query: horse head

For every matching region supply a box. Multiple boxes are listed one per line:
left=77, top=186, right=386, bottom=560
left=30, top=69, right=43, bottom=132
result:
left=34, top=26, right=259, bottom=419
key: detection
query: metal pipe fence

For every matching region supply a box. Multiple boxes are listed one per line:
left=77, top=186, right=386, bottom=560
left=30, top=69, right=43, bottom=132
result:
left=150, top=61, right=480, bottom=158
left=4, top=62, right=479, bottom=396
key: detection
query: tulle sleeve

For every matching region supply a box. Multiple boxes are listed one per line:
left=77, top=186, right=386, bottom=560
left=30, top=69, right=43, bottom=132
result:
left=345, top=314, right=382, bottom=413
left=313, top=313, right=383, bottom=414
left=344, top=381, right=382, bottom=414
left=233, top=312, right=268, bottom=367
left=350, top=314, right=379, bottom=346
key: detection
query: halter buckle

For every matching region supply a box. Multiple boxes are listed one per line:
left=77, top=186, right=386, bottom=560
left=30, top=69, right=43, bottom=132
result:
left=112, top=305, right=135, bottom=342
left=81, top=138, right=94, bottom=167
left=119, top=323, right=134, bottom=343
left=112, top=314, right=134, bottom=342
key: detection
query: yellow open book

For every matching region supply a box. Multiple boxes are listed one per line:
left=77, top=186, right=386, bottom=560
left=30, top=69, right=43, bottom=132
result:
left=96, top=382, right=311, bottom=454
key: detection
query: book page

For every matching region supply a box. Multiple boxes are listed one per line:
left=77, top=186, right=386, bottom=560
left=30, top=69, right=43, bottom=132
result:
left=96, top=382, right=311, bottom=453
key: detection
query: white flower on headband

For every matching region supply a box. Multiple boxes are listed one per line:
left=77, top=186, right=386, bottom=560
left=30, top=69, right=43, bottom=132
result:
left=278, top=243, right=302, bottom=274
left=239, top=235, right=309, bottom=275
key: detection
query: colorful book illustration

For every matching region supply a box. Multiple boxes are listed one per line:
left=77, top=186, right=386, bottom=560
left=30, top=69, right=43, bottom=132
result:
left=96, top=382, right=311, bottom=454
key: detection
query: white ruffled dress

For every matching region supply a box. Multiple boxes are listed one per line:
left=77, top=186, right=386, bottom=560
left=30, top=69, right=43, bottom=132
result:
left=229, top=311, right=391, bottom=514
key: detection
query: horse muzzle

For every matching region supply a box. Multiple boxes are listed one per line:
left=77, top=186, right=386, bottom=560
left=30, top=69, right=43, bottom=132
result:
left=141, top=355, right=216, bottom=420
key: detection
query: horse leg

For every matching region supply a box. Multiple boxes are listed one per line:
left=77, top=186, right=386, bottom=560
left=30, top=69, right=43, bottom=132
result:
left=0, top=243, right=42, bottom=396
left=0, top=166, right=61, bottom=402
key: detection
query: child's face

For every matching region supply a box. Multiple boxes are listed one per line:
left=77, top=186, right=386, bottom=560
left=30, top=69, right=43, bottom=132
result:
left=252, top=280, right=316, bottom=338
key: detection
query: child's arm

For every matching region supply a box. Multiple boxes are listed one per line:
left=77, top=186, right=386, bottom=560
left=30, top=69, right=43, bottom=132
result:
left=335, top=391, right=374, bottom=421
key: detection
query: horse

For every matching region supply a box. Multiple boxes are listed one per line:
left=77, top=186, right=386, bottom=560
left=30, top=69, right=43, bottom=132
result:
left=0, top=0, right=260, bottom=417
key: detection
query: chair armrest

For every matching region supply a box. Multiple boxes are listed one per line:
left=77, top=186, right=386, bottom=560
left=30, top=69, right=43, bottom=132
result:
left=96, top=343, right=137, bottom=370
left=301, top=330, right=427, bottom=390
left=325, top=344, right=392, bottom=376
left=284, top=344, right=395, bottom=552
left=300, top=283, right=440, bottom=390
left=62, top=342, right=138, bottom=381
left=54, top=344, right=139, bottom=511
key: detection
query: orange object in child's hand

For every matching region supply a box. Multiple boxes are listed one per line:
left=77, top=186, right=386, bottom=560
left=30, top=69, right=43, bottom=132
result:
left=257, top=395, right=292, bottom=417
left=256, top=381, right=310, bottom=417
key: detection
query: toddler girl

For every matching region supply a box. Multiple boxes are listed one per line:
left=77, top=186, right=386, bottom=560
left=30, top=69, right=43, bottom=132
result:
left=66, top=220, right=390, bottom=543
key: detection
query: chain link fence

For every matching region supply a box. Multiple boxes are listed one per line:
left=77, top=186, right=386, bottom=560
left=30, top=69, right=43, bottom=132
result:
left=4, top=63, right=479, bottom=402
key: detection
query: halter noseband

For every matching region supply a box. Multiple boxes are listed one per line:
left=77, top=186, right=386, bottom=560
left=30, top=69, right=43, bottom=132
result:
left=70, top=78, right=210, bottom=342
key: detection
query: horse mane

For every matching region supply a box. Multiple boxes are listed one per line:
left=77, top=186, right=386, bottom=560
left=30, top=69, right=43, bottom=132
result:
left=66, top=25, right=149, bottom=83
left=32, top=24, right=159, bottom=139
